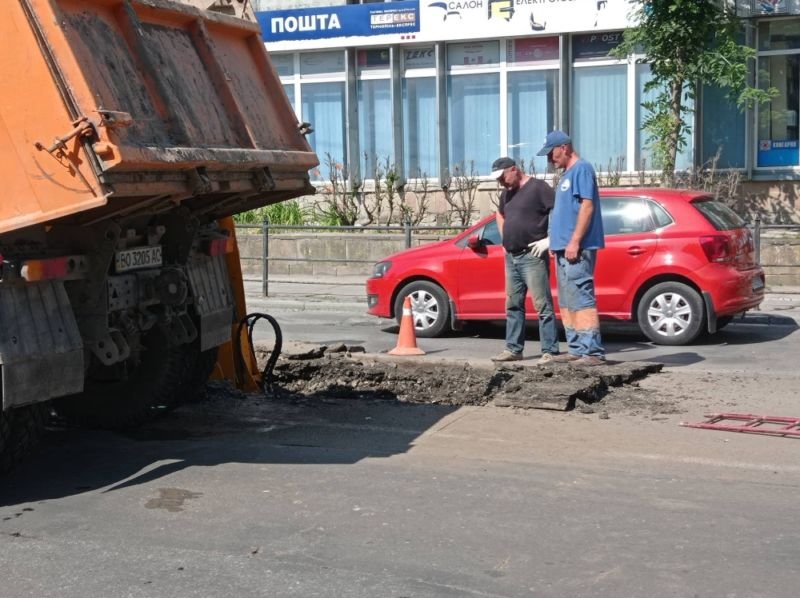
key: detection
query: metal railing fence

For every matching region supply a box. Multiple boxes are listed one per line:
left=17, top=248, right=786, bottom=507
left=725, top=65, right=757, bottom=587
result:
left=236, top=220, right=800, bottom=297
left=236, top=222, right=468, bottom=296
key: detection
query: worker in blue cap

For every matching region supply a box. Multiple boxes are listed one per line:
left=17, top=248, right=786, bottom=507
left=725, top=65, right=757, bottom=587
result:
left=537, top=131, right=606, bottom=366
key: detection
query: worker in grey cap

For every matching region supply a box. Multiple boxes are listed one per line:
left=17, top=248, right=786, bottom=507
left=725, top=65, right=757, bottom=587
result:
left=537, top=131, right=606, bottom=366
left=489, top=156, right=559, bottom=364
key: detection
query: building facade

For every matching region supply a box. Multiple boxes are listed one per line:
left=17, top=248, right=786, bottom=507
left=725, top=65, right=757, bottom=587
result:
left=252, top=0, right=800, bottom=218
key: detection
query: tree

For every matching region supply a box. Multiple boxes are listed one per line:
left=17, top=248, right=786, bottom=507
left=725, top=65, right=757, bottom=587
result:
left=613, top=0, right=776, bottom=185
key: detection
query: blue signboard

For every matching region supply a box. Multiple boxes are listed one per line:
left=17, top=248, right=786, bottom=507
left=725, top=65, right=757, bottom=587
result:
left=257, top=1, right=420, bottom=43
left=758, top=139, right=799, bottom=167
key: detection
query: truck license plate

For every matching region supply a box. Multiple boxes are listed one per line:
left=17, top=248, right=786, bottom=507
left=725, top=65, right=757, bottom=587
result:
left=115, top=245, right=163, bottom=273
left=752, top=276, right=764, bottom=291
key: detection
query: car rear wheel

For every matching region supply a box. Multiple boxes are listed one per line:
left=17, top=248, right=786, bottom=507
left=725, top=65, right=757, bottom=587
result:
left=394, top=281, right=450, bottom=338
left=637, top=282, right=704, bottom=346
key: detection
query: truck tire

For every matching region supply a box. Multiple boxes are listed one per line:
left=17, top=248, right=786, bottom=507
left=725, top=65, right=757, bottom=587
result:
left=0, top=403, right=49, bottom=474
left=178, top=344, right=220, bottom=404
left=54, top=328, right=198, bottom=429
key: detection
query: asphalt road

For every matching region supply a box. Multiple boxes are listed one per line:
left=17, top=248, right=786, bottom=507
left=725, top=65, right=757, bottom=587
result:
left=248, top=297, right=800, bottom=377
left=2, top=292, right=799, bottom=597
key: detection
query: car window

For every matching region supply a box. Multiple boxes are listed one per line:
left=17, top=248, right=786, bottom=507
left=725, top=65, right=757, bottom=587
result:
left=482, top=219, right=501, bottom=245
left=456, top=219, right=501, bottom=248
left=600, top=197, right=654, bottom=235
left=647, top=199, right=674, bottom=228
left=691, top=198, right=745, bottom=230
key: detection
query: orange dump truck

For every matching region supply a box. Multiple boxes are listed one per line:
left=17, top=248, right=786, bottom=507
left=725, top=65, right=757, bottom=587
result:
left=0, top=0, right=317, bottom=470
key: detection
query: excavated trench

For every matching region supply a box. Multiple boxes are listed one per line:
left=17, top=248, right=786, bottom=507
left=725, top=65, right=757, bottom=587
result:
left=257, top=343, right=664, bottom=412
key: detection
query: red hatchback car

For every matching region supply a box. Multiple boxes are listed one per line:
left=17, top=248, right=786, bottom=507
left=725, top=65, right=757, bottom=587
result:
left=366, top=188, right=765, bottom=346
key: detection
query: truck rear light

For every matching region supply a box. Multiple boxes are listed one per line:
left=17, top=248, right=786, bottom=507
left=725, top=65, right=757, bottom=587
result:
left=204, top=237, right=231, bottom=256
left=699, top=235, right=734, bottom=263
left=21, top=257, right=70, bottom=281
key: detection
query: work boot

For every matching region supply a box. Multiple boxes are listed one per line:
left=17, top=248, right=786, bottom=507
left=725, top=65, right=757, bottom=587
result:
left=535, top=353, right=555, bottom=365
left=551, top=353, right=580, bottom=363
left=574, top=355, right=606, bottom=366
left=491, top=350, right=523, bottom=362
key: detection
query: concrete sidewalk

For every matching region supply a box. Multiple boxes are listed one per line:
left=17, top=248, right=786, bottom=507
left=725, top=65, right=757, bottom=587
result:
left=244, top=275, right=800, bottom=323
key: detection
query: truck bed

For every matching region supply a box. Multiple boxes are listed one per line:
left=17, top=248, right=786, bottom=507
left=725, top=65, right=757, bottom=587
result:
left=0, top=0, right=317, bottom=235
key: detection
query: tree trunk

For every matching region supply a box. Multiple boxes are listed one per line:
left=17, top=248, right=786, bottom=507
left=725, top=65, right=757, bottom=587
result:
left=663, top=78, right=684, bottom=187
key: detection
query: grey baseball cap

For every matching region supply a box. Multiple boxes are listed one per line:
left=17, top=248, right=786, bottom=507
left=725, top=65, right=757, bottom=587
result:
left=490, top=156, right=516, bottom=179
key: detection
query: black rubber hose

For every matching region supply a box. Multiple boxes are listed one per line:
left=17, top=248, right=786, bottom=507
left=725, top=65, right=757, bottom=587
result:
left=234, top=312, right=282, bottom=395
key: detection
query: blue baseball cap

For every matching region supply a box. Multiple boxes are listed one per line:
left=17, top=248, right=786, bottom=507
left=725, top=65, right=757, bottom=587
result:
left=536, top=130, right=572, bottom=156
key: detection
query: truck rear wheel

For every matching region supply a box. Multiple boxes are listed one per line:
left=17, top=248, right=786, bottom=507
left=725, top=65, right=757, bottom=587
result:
left=178, top=343, right=220, bottom=404
left=55, top=328, right=199, bottom=429
left=0, top=403, right=49, bottom=474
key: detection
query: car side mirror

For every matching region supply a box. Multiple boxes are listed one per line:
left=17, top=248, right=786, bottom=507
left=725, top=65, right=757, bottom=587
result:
left=467, top=236, right=483, bottom=250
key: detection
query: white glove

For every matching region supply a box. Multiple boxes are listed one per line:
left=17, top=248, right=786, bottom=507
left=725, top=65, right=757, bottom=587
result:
left=528, top=237, right=550, bottom=257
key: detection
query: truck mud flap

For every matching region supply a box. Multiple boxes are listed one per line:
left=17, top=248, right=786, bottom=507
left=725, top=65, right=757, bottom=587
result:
left=186, top=254, right=234, bottom=352
left=0, top=281, right=83, bottom=409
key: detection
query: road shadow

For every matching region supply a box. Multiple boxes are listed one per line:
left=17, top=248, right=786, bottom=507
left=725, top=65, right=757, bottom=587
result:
left=0, top=394, right=457, bottom=508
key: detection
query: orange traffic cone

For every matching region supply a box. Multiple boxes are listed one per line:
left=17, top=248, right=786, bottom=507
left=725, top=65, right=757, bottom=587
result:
left=389, top=296, right=426, bottom=356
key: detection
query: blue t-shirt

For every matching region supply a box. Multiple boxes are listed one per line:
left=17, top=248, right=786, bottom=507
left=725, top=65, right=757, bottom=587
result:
left=550, top=159, right=605, bottom=251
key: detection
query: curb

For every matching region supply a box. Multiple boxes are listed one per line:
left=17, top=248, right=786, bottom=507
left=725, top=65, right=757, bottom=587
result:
left=245, top=296, right=800, bottom=326
left=246, top=297, right=367, bottom=314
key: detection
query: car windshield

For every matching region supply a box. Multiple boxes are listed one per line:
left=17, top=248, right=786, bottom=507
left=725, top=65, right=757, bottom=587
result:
left=691, top=198, right=745, bottom=231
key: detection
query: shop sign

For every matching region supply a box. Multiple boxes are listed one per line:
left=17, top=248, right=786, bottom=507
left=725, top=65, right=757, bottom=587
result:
left=257, top=1, right=420, bottom=43
left=572, top=31, right=624, bottom=60
left=508, top=36, right=559, bottom=64
left=757, top=139, right=799, bottom=167
left=261, top=0, right=632, bottom=50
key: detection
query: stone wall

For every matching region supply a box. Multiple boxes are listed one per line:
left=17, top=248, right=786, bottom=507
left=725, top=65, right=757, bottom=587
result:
left=759, top=228, right=800, bottom=288
left=237, top=227, right=800, bottom=290
left=237, top=231, right=454, bottom=280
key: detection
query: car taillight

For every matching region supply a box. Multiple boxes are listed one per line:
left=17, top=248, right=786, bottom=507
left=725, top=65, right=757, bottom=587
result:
left=699, top=235, right=734, bottom=263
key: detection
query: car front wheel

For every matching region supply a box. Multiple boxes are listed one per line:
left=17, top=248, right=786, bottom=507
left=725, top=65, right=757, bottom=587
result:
left=636, top=282, right=704, bottom=346
left=394, top=281, right=450, bottom=338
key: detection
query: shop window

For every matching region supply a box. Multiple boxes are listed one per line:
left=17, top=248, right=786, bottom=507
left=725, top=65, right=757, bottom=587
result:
left=448, top=73, right=500, bottom=175
left=571, top=32, right=626, bottom=170
left=758, top=19, right=800, bottom=51
left=507, top=70, right=557, bottom=173
left=506, top=37, right=558, bottom=173
left=700, top=84, right=745, bottom=168
left=636, top=64, right=693, bottom=171
left=757, top=54, right=800, bottom=167
left=447, top=41, right=500, bottom=69
left=282, top=83, right=295, bottom=112
left=301, top=81, right=346, bottom=179
left=271, top=53, right=294, bottom=77
left=358, top=79, right=393, bottom=177
left=403, top=77, right=438, bottom=179
left=447, top=41, right=500, bottom=175
left=403, top=46, right=437, bottom=179
left=300, top=51, right=345, bottom=77
left=572, top=65, right=627, bottom=170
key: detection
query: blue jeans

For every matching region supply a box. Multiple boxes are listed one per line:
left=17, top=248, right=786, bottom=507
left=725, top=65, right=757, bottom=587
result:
left=504, top=250, right=559, bottom=355
left=554, top=250, right=604, bottom=358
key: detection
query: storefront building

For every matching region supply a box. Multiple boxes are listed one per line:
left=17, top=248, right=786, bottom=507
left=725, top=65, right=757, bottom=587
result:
left=253, top=0, right=799, bottom=207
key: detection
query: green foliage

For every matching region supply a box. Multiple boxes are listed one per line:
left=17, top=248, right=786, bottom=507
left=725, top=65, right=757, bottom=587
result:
left=312, top=153, right=361, bottom=226
left=233, top=200, right=308, bottom=225
left=613, top=0, right=777, bottom=184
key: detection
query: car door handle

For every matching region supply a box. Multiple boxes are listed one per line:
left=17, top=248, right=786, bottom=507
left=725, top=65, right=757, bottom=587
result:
left=627, top=246, right=647, bottom=256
